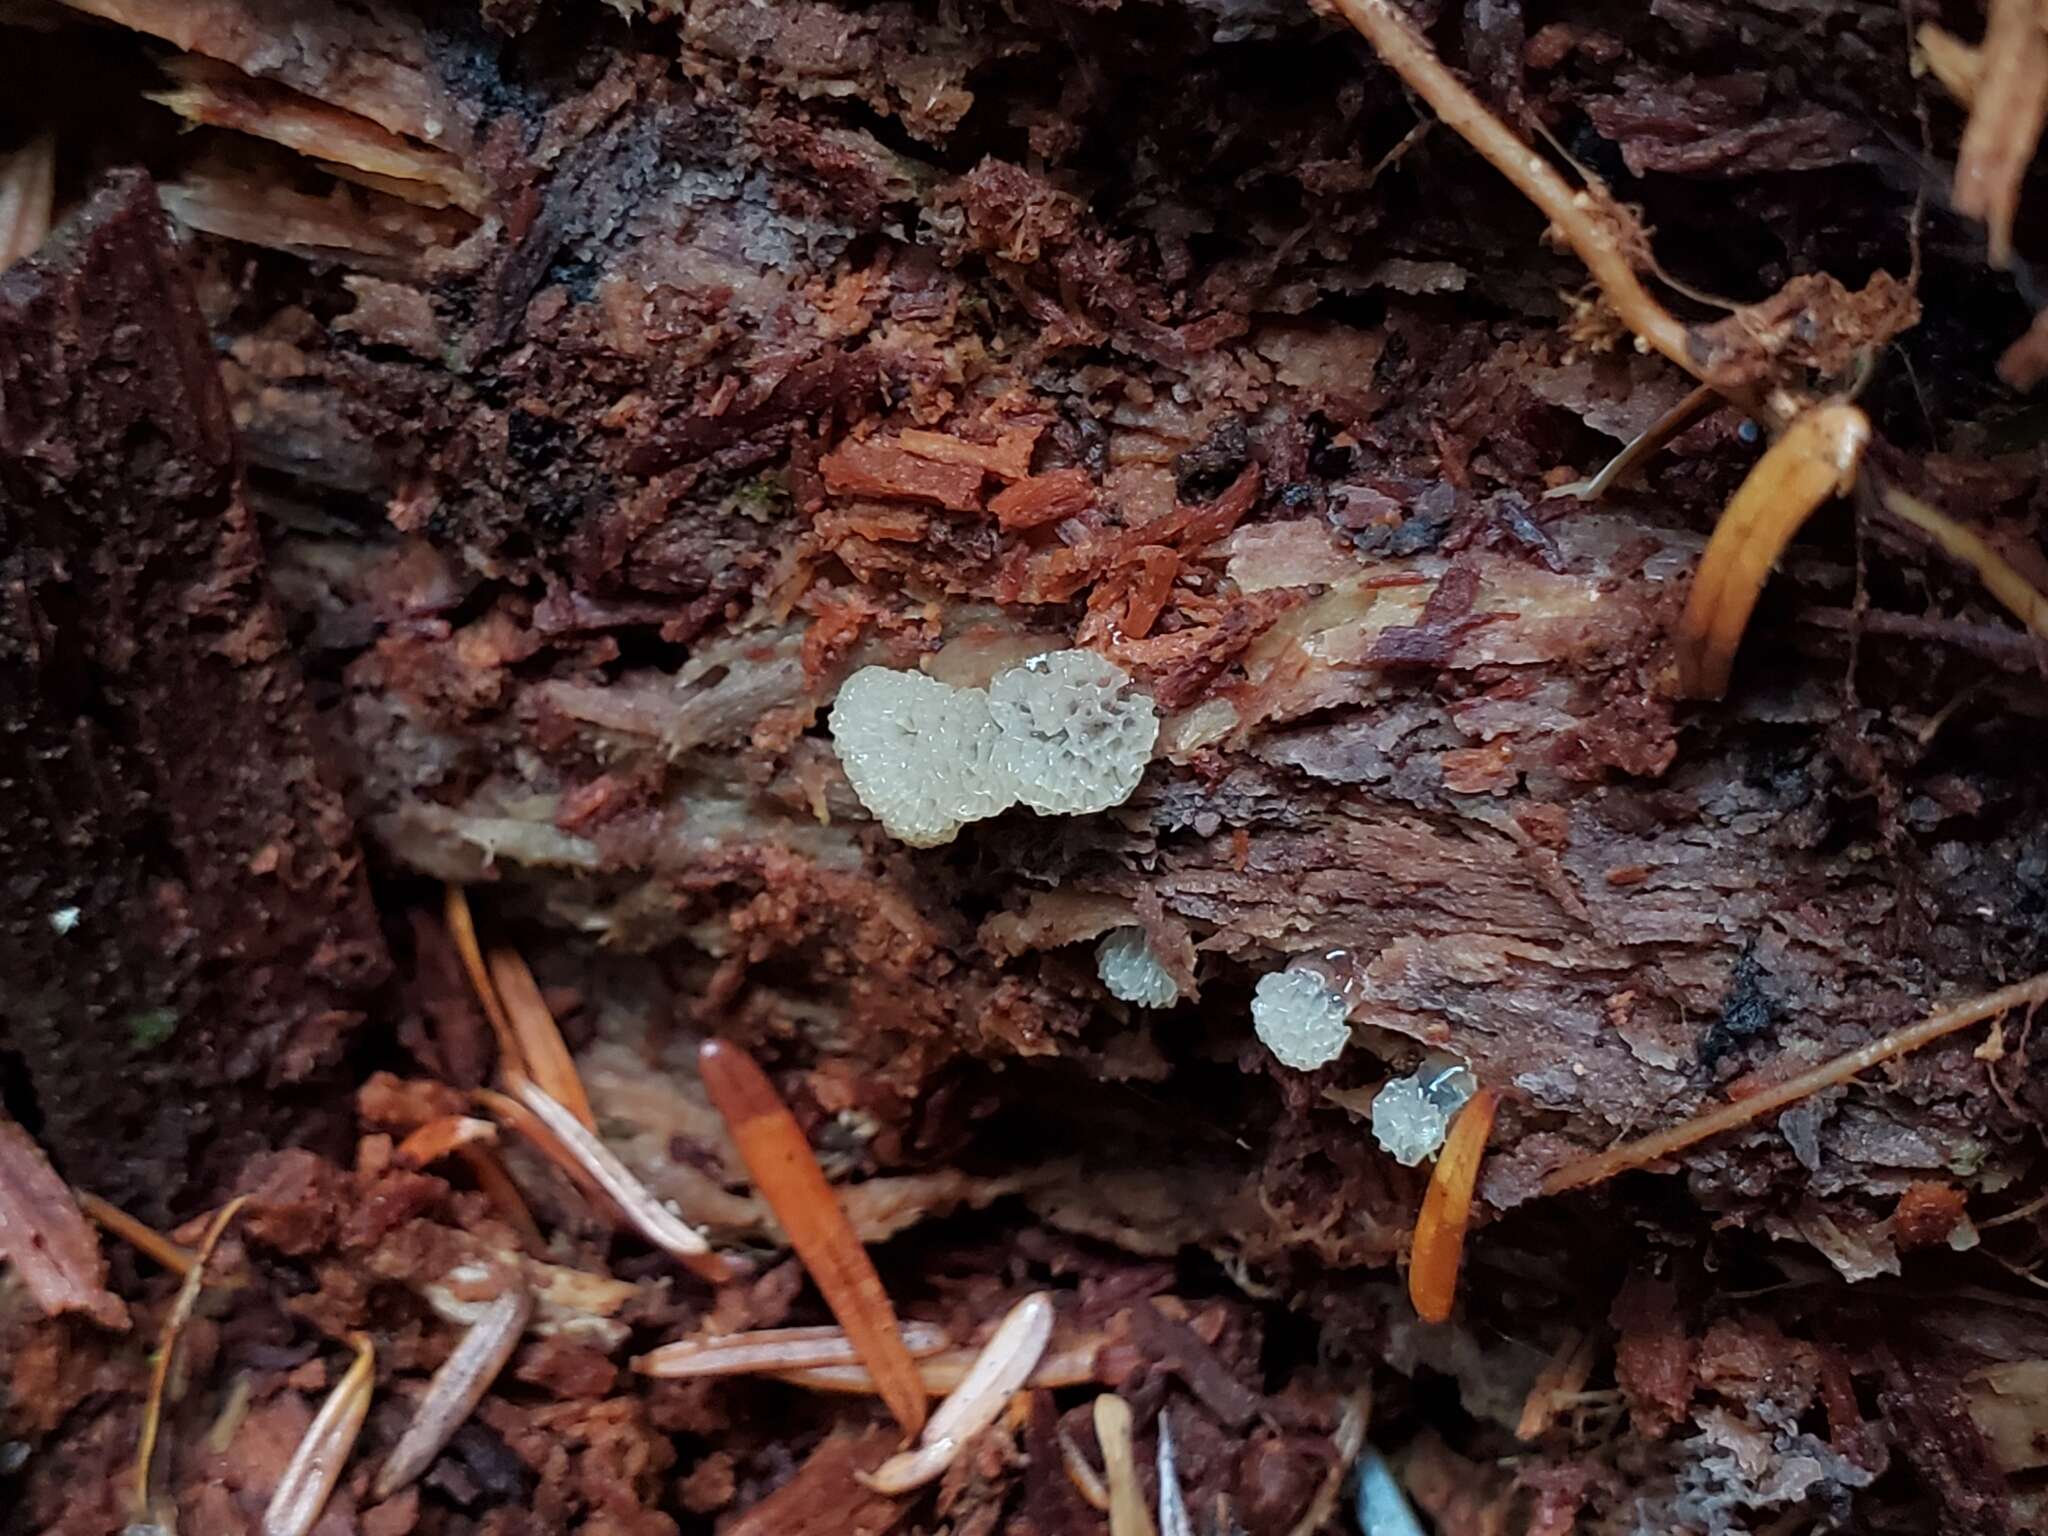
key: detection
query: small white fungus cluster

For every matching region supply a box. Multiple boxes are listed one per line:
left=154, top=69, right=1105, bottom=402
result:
left=1095, top=926, right=1180, bottom=1009
left=988, top=650, right=1157, bottom=815
left=1370, top=1055, right=1477, bottom=1166
left=824, top=667, right=1009, bottom=847
left=827, top=651, right=1158, bottom=846
left=1251, top=967, right=1353, bottom=1071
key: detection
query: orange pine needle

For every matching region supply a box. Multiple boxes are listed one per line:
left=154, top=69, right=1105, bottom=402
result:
left=486, top=947, right=594, bottom=1131
left=396, top=1116, right=499, bottom=1169
left=444, top=884, right=524, bottom=1080
left=77, top=1190, right=196, bottom=1276
left=1674, top=402, right=1870, bottom=699
left=1408, top=1088, right=1500, bottom=1325
left=1542, top=971, right=2048, bottom=1196
left=699, top=1038, right=927, bottom=1439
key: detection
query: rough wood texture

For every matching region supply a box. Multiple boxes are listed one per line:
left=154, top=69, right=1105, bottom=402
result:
left=5, top=2, right=2048, bottom=1532
left=0, top=171, right=389, bottom=1222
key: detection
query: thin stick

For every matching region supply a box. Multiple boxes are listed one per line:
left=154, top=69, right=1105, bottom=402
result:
left=1543, top=972, right=2048, bottom=1195
left=1328, top=0, right=1695, bottom=378
left=700, top=1038, right=927, bottom=1438
left=77, top=1189, right=196, bottom=1276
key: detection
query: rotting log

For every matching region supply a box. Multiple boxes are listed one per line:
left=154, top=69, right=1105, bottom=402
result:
left=0, top=171, right=389, bottom=1222
left=5, top=2, right=2048, bottom=1532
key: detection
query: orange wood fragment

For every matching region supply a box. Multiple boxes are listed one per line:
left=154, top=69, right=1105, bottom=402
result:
left=1173, top=463, right=1261, bottom=552
left=395, top=1115, right=499, bottom=1168
left=1408, top=1087, right=1500, bottom=1325
left=989, top=467, right=1096, bottom=530
left=699, top=1038, right=927, bottom=1439
left=821, top=438, right=986, bottom=511
left=898, top=425, right=1040, bottom=482
left=486, top=947, right=595, bottom=1131
left=1120, top=545, right=1180, bottom=638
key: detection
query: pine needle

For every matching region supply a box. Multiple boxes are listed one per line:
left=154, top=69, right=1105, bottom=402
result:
left=699, top=1038, right=927, bottom=1438
left=263, top=1333, right=376, bottom=1536
left=444, top=884, right=524, bottom=1080
left=1409, top=1089, right=1501, bottom=1324
left=1879, top=483, right=2048, bottom=645
left=77, top=1189, right=196, bottom=1276
left=486, top=947, right=595, bottom=1131
left=1674, top=402, right=1870, bottom=698
left=133, top=1196, right=248, bottom=1521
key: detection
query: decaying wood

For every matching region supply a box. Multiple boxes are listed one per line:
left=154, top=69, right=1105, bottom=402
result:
left=7, top=0, right=2048, bottom=1532
left=0, top=1116, right=127, bottom=1328
left=0, top=170, right=389, bottom=1222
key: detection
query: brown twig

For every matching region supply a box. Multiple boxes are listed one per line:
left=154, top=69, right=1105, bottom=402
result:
left=1799, top=607, right=2045, bottom=673
left=134, top=1196, right=248, bottom=1521
left=1543, top=972, right=2048, bottom=1195
left=1327, top=0, right=1696, bottom=377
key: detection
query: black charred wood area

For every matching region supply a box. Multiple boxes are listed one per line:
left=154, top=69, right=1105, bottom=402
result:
left=3, top=2, right=2048, bottom=1534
